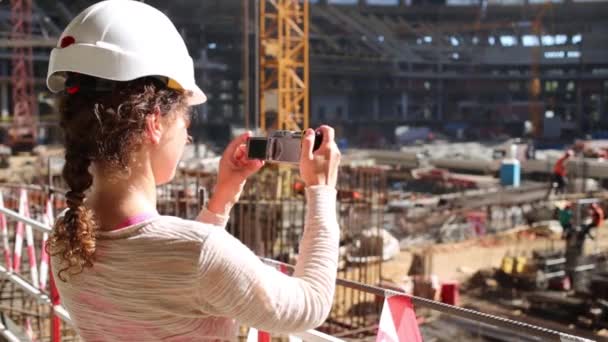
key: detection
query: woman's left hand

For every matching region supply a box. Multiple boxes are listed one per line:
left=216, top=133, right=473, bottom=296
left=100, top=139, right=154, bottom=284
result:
left=207, top=131, right=264, bottom=215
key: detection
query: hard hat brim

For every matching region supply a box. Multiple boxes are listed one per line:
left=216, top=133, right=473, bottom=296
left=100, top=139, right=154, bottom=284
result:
left=188, top=85, right=207, bottom=106
left=47, top=43, right=207, bottom=106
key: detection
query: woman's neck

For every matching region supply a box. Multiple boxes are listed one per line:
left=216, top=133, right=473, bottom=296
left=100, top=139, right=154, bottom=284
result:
left=88, top=164, right=158, bottom=231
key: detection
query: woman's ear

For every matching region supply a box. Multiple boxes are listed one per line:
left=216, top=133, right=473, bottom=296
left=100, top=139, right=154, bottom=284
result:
left=145, top=107, right=163, bottom=144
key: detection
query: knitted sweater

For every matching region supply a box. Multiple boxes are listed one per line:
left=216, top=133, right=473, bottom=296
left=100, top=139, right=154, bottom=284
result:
left=51, top=186, right=339, bottom=341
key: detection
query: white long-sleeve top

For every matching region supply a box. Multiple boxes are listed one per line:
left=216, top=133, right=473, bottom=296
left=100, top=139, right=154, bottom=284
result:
left=51, top=186, right=339, bottom=341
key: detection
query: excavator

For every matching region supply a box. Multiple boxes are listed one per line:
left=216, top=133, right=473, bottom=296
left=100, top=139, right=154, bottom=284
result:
left=495, top=199, right=608, bottom=330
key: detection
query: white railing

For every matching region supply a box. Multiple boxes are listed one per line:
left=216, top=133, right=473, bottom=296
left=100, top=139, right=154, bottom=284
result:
left=0, top=201, right=342, bottom=342
left=0, top=186, right=597, bottom=342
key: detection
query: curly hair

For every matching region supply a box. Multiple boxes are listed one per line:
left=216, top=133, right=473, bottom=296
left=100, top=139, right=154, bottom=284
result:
left=49, top=74, right=188, bottom=282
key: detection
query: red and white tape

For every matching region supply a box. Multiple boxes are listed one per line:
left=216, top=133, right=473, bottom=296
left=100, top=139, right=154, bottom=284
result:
left=0, top=192, right=12, bottom=271
left=25, top=317, right=35, bottom=341
left=39, top=196, right=53, bottom=291
left=13, top=190, right=26, bottom=273
left=376, top=295, right=422, bottom=342
left=24, top=195, right=39, bottom=288
left=13, top=189, right=39, bottom=289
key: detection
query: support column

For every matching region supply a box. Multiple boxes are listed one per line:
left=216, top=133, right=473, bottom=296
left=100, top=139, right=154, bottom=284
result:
left=407, top=63, right=413, bottom=91
left=438, top=79, right=444, bottom=121
left=197, top=50, right=210, bottom=123
left=400, top=91, right=408, bottom=120
left=1, top=61, right=8, bottom=120
left=577, top=80, right=583, bottom=135
left=576, top=61, right=585, bottom=135
left=1, top=83, right=8, bottom=120
left=344, top=98, right=350, bottom=121
left=372, top=94, right=380, bottom=121
left=601, top=80, right=607, bottom=123
left=601, top=93, right=607, bottom=124
left=234, top=77, right=241, bottom=122
left=243, top=0, right=250, bottom=129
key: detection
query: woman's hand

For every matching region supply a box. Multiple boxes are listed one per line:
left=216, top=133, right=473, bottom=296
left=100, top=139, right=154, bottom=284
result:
left=300, top=125, right=341, bottom=188
left=207, top=132, right=264, bottom=215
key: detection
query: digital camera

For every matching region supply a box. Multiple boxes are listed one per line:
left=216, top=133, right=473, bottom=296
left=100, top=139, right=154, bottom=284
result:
left=247, top=130, right=323, bottom=164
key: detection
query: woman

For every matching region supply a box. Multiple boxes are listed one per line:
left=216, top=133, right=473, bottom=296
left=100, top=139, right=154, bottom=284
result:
left=46, top=1, right=341, bottom=341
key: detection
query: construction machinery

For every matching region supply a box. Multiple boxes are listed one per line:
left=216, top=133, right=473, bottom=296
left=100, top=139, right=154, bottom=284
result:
left=490, top=198, right=608, bottom=331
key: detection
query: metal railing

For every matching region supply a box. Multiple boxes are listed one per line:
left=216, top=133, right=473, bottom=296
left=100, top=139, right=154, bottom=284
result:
left=0, top=188, right=598, bottom=342
left=0, top=202, right=342, bottom=341
left=261, top=258, right=595, bottom=342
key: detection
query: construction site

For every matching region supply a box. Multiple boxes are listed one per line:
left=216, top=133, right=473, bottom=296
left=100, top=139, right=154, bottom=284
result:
left=0, top=0, right=608, bottom=341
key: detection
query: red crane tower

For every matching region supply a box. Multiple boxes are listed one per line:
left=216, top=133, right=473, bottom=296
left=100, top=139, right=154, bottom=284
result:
left=9, top=0, right=37, bottom=152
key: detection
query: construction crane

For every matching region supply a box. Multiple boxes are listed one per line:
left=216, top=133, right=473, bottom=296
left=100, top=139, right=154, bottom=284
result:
left=258, top=0, right=310, bottom=133
left=8, top=0, right=37, bottom=153
left=529, top=1, right=553, bottom=139
left=252, top=0, right=311, bottom=199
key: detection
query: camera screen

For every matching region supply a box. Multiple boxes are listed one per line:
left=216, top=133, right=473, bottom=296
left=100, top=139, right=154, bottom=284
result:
left=247, top=138, right=268, bottom=160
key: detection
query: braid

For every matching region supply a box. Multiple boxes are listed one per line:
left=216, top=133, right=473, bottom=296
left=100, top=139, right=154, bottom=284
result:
left=50, top=127, right=98, bottom=281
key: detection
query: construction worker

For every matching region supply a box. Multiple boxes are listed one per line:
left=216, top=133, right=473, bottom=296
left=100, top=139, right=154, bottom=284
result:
left=550, top=149, right=573, bottom=195
left=592, top=203, right=605, bottom=228
left=558, top=201, right=574, bottom=239
left=564, top=202, right=604, bottom=290
left=46, top=1, right=341, bottom=340
left=581, top=203, right=605, bottom=239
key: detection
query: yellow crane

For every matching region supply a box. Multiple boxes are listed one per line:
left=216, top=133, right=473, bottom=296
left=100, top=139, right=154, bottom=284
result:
left=253, top=0, right=311, bottom=199
left=529, top=1, right=553, bottom=138
left=259, top=0, right=310, bottom=133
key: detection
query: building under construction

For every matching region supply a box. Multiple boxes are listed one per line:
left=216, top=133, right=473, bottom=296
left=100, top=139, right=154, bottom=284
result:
left=1, top=0, right=607, bottom=147
left=0, top=0, right=608, bottom=341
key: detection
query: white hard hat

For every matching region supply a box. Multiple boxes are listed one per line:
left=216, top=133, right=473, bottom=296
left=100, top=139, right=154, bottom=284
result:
left=46, top=0, right=206, bottom=105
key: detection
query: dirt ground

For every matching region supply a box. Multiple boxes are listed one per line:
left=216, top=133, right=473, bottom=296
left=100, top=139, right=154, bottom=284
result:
left=380, top=223, right=608, bottom=286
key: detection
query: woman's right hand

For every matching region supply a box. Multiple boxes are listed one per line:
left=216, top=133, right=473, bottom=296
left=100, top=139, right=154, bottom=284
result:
left=300, top=125, right=341, bottom=188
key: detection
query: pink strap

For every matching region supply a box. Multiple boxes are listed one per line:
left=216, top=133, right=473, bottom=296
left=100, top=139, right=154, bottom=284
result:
left=112, top=212, right=159, bottom=231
